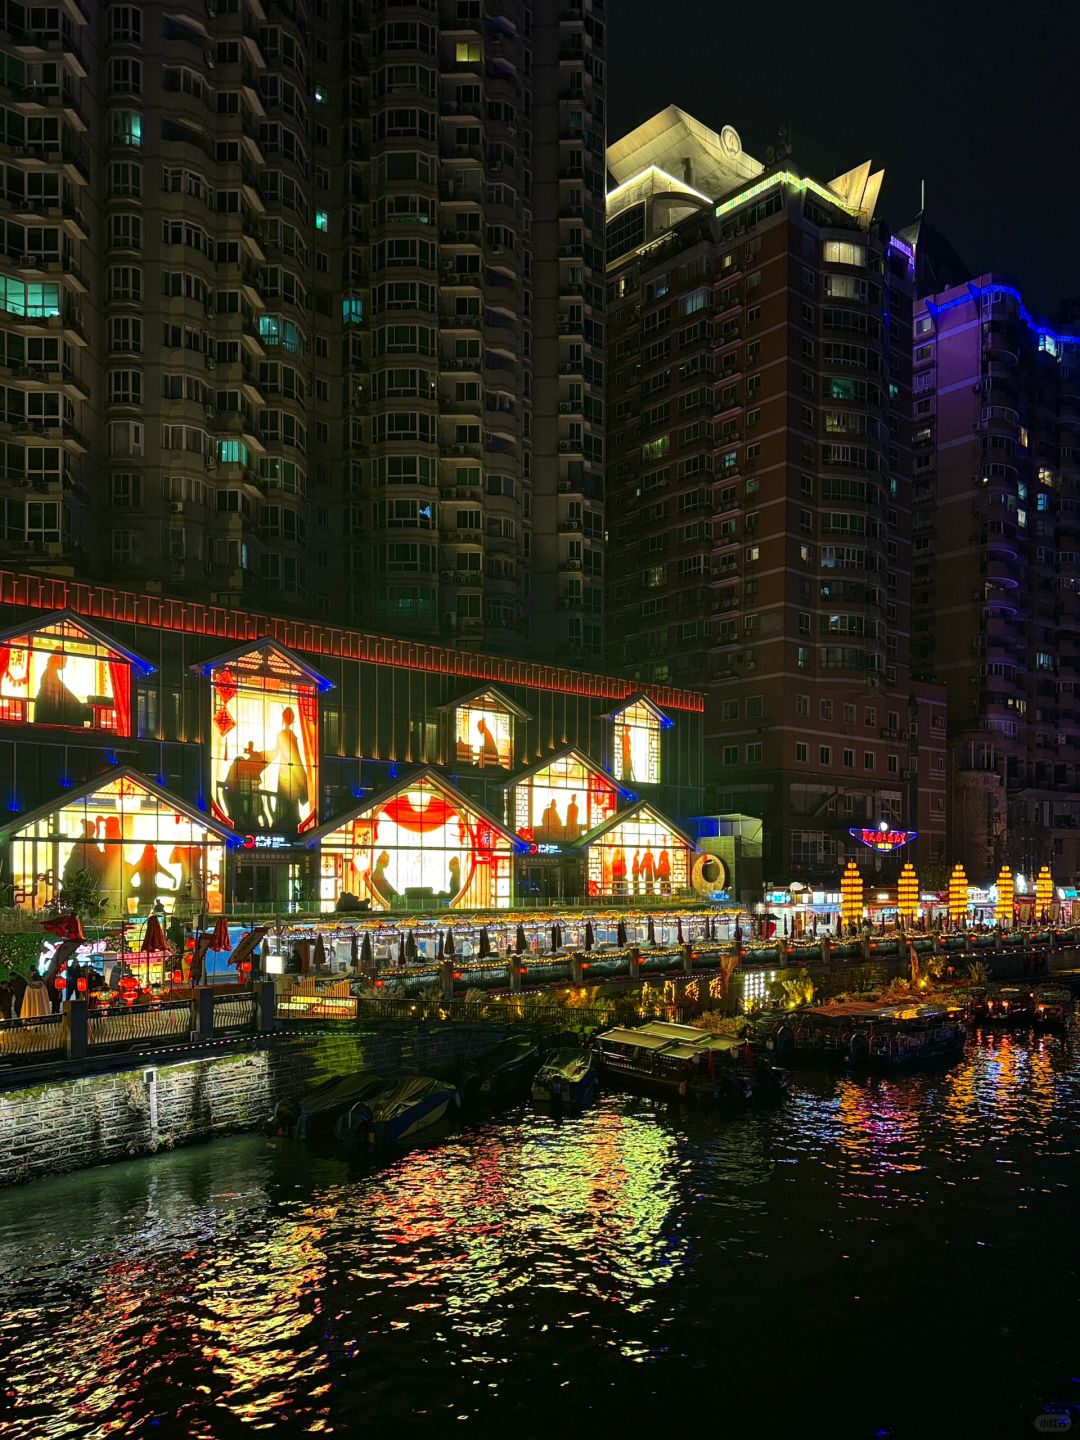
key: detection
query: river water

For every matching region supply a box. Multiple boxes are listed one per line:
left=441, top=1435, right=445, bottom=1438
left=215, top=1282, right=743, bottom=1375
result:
left=2, top=1029, right=1078, bottom=1440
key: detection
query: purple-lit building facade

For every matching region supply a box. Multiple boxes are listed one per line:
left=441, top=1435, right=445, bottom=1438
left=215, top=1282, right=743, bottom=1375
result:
left=911, top=276, right=1080, bottom=881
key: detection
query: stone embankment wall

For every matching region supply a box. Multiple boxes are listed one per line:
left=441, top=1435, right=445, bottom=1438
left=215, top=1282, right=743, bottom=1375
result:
left=0, top=1023, right=509, bottom=1188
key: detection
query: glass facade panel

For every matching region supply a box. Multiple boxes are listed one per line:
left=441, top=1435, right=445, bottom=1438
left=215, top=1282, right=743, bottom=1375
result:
left=0, top=619, right=133, bottom=733
left=612, top=700, right=662, bottom=784
left=586, top=808, right=690, bottom=899
left=10, top=774, right=225, bottom=917
left=209, top=650, right=319, bottom=837
left=319, top=776, right=514, bottom=912
left=513, top=754, right=618, bottom=844
left=454, top=693, right=513, bottom=769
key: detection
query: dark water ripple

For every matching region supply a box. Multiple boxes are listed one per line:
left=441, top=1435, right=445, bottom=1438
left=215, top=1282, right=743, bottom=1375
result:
left=1, top=1030, right=1079, bottom=1439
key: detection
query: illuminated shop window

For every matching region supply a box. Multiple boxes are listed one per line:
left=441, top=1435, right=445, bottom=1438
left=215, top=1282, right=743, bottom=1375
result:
left=447, top=685, right=527, bottom=770
left=511, top=747, right=618, bottom=845
left=582, top=803, right=692, bottom=900
left=6, top=770, right=227, bottom=918
left=611, top=695, right=669, bottom=785
left=200, top=640, right=330, bottom=838
left=313, top=770, right=515, bottom=913
left=0, top=611, right=152, bottom=734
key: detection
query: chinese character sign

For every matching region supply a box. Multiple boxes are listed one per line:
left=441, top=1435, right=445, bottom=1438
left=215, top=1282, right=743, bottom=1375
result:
left=0, top=620, right=131, bottom=734
left=319, top=777, right=513, bottom=912
left=454, top=700, right=513, bottom=770
left=209, top=656, right=318, bottom=836
left=10, top=775, right=225, bottom=918
left=612, top=701, right=661, bottom=785
left=513, top=754, right=618, bottom=844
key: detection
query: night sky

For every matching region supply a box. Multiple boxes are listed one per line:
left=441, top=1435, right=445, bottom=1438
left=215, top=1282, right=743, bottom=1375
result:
left=608, top=0, right=1080, bottom=316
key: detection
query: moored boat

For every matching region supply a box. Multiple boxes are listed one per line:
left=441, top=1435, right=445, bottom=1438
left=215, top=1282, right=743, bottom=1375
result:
left=531, top=1047, right=600, bottom=1108
left=984, top=985, right=1034, bottom=1025
left=462, top=1037, right=543, bottom=1102
left=793, top=1002, right=966, bottom=1066
left=594, top=1020, right=788, bottom=1106
left=1033, top=984, right=1073, bottom=1028
left=335, top=1075, right=459, bottom=1147
left=273, top=1071, right=387, bottom=1141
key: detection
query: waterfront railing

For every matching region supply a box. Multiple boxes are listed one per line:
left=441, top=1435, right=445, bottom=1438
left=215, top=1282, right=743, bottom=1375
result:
left=0, top=1011, right=67, bottom=1061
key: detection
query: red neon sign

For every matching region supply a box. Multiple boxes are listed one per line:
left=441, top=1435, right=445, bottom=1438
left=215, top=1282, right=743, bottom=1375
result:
left=850, top=827, right=917, bottom=853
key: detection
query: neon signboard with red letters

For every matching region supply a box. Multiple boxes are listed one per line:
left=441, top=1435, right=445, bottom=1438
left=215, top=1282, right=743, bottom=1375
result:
left=850, top=826, right=917, bottom=853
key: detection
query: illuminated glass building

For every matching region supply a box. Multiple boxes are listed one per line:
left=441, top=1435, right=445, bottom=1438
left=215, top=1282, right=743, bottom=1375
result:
left=0, top=0, right=605, bottom=661
left=910, top=275, right=1080, bottom=880
left=603, top=108, right=947, bottom=885
left=0, top=569, right=704, bottom=911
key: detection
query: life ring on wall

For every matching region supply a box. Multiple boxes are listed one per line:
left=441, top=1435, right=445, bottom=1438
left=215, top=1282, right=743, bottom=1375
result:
left=691, top=852, right=728, bottom=896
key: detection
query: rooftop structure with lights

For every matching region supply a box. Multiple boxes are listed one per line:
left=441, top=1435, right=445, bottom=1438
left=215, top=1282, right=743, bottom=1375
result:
left=602, top=108, right=946, bottom=885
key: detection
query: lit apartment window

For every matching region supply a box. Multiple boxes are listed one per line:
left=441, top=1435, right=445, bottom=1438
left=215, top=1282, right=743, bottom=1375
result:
left=315, top=210, right=329, bottom=232
left=455, top=41, right=482, bottom=61
left=112, top=109, right=142, bottom=146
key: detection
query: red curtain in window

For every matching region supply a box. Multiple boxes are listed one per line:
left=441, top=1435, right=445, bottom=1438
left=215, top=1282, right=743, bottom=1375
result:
left=107, top=661, right=131, bottom=735
left=296, top=685, right=319, bottom=830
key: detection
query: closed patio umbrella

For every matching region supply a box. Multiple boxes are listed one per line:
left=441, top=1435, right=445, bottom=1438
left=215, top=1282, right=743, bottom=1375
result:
left=647, top=915, right=656, bottom=946
left=445, top=927, right=456, bottom=958
left=350, top=933, right=359, bottom=969
left=210, top=917, right=231, bottom=952
left=515, top=922, right=528, bottom=955
left=141, top=914, right=166, bottom=955
left=479, top=926, right=491, bottom=959
left=584, top=921, right=594, bottom=951
left=676, top=917, right=684, bottom=945
left=436, top=931, right=444, bottom=960
left=406, top=931, right=418, bottom=963
left=616, top=919, right=627, bottom=947
left=313, top=934, right=327, bottom=971
left=360, top=931, right=373, bottom=970
left=398, top=933, right=407, bottom=966
left=550, top=924, right=559, bottom=953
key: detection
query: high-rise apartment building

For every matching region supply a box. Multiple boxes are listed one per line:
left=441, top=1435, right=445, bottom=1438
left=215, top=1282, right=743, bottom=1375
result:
left=0, top=0, right=604, bottom=658
left=910, top=275, right=1080, bottom=880
left=604, top=108, right=946, bottom=884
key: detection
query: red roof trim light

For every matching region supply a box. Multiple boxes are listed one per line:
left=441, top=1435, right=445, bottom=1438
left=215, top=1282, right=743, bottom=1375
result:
left=0, top=570, right=704, bottom=713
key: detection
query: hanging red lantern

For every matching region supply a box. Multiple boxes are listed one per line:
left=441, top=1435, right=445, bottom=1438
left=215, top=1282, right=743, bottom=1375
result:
left=76, top=975, right=88, bottom=995
left=54, top=969, right=66, bottom=990
left=119, top=974, right=139, bottom=1005
left=171, top=968, right=184, bottom=986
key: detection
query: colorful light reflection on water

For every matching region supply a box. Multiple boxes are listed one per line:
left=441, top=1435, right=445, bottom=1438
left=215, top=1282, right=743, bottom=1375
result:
left=2, top=1030, right=1079, bottom=1438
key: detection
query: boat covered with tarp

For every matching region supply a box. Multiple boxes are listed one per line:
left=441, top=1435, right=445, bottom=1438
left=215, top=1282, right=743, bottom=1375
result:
left=594, top=1020, right=787, bottom=1105
left=336, top=1075, right=459, bottom=1146
left=461, top=1036, right=543, bottom=1101
left=272, top=1071, right=387, bottom=1140
left=531, top=1047, right=600, bottom=1108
